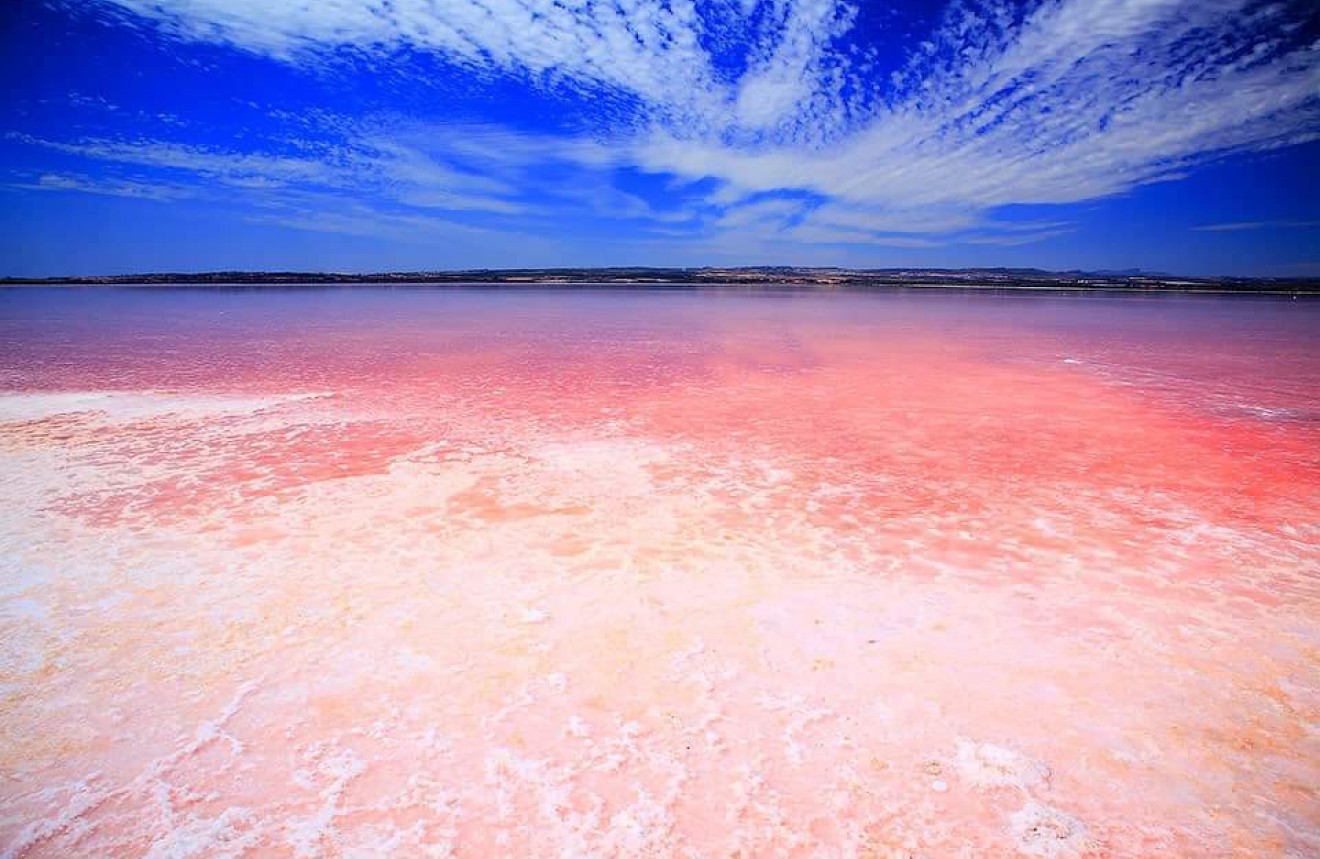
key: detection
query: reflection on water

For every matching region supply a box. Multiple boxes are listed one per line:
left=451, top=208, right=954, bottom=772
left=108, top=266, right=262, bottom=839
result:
left=1, top=287, right=1318, bottom=856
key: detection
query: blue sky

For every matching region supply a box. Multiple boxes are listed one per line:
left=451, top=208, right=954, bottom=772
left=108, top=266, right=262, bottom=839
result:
left=2, top=0, right=1318, bottom=277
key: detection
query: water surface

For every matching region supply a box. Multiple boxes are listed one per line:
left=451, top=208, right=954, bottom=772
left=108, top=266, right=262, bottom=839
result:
left=1, top=287, right=1318, bottom=856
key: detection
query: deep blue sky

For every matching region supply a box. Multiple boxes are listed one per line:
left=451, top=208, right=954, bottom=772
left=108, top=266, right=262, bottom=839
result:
left=2, top=0, right=1318, bottom=277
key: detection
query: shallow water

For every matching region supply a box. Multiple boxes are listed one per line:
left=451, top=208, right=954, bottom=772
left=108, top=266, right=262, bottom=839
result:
left=1, top=286, right=1318, bottom=857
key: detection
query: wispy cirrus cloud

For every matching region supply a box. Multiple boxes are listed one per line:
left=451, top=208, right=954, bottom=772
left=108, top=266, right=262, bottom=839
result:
left=1194, top=219, right=1320, bottom=232
left=20, top=0, right=1320, bottom=257
left=10, top=172, right=192, bottom=201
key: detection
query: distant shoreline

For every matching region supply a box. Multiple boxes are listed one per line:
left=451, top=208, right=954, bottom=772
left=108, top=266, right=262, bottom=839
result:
left=3, top=267, right=1318, bottom=294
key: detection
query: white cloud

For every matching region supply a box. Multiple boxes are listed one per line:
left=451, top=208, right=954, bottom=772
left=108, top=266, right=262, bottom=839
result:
left=803, top=203, right=980, bottom=235
left=11, top=172, right=191, bottom=201
left=787, top=225, right=947, bottom=248
left=714, top=197, right=805, bottom=230
left=18, top=136, right=350, bottom=189
left=1193, top=219, right=1320, bottom=232
left=91, top=0, right=728, bottom=128
left=958, top=228, right=1074, bottom=247
left=245, top=200, right=507, bottom=243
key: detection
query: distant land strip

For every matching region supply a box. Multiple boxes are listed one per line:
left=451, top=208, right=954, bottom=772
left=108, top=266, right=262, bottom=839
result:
left=4, top=267, right=1319, bottom=293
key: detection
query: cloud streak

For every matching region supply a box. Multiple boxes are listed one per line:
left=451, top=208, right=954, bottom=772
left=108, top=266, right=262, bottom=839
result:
left=11, top=172, right=192, bottom=201
left=1194, top=219, right=1320, bottom=232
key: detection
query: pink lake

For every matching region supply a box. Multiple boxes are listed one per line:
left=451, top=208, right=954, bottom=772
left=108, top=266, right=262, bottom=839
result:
left=1, top=286, right=1318, bottom=857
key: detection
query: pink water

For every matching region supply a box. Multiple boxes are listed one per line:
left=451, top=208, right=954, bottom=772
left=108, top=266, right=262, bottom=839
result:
left=1, top=287, right=1317, bottom=857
